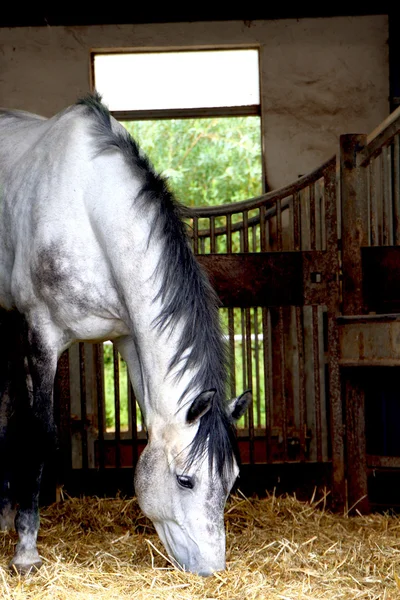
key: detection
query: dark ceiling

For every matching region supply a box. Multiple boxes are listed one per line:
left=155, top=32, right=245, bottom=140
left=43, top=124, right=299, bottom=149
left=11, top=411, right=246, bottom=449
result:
left=0, top=9, right=392, bottom=28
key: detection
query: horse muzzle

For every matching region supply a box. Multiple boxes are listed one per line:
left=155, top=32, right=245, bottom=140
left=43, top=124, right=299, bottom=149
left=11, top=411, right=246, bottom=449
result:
left=153, top=520, right=226, bottom=576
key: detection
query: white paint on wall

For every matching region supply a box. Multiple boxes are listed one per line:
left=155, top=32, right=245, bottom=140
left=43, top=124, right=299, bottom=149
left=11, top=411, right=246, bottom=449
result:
left=0, top=16, right=389, bottom=188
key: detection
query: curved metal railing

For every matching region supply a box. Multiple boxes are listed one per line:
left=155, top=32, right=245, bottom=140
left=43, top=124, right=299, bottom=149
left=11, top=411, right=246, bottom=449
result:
left=186, top=156, right=336, bottom=254
left=355, top=105, right=400, bottom=246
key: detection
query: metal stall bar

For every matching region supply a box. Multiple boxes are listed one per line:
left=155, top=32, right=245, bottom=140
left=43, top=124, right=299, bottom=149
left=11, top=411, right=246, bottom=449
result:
left=368, top=159, right=379, bottom=246
left=193, top=216, right=199, bottom=254
left=312, top=307, right=323, bottom=463
left=129, top=383, right=139, bottom=468
left=210, top=216, right=216, bottom=254
left=262, top=307, right=272, bottom=463
left=310, top=184, right=316, bottom=251
left=382, top=145, right=393, bottom=245
left=245, top=305, right=255, bottom=463
left=251, top=218, right=261, bottom=428
left=293, top=187, right=307, bottom=461
left=78, top=343, right=88, bottom=472
left=278, top=307, right=288, bottom=462
left=242, top=208, right=255, bottom=455
left=295, top=306, right=307, bottom=461
left=225, top=213, right=236, bottom=399
left=94, top=343, right=105, bottom=471
left=113, top=345, right=121, bottom=469
left=394, top=135, right=400, bottom=244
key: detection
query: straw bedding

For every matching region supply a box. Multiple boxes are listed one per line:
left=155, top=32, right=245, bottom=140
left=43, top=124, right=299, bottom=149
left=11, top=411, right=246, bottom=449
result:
left=1, top=491, right=400, bottom=599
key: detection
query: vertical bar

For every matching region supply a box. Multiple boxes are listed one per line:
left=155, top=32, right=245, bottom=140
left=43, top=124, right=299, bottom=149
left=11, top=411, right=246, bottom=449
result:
left=240, top=309, right=247, bottom=427
left=54, top=350, right=72, bottom=496
left=252, top=224, right=258, bottom=254
left=377, top=154, right=384, bottom=245
left=310, top=183, right=316, bottom=251
left=251, top=235, right=261, bottom=427
left=262, top=307, right=272, bottom=463
left=129, top=382, right=138, bottom=468
left=242, top=210, right=249, bottom=253
left=266, top=209, right=272, bottom=251
left=278, top=307, right=288, bottom=461
left=253, top=308, right=261, bottom=428
left=365, top=163, right=371, bottom=246
left=216, top=219, right=222, bottom=254
left=113, top=345, right=121, bottom=469
left=295, top=307, right=306, bottom=462
left=227, top=214, right=233, bottom=254
left=228, top=308, right=236, bottom=398
left=319, top=180, right=326, bottom=251
left=94, top=343, right=105, bottom=471
left=340, top=134, right=368, bottom=314
left=276, top=198, right=283, bottom=251
left=193, top=216, right=199, bottom=255
left=394, top=136, right=400, bottom=244
left=382, top=145, right=392, bottom=245
left=242, top=210, right=249, bottom=252
left=323, top=161, right=345, bottom=509
left=344, top=369, right=370, bottom=514
left=370, top=158, right=380, bottom=246
left=293, top=192, right=301, bottom=251
left=314, top=181, right=321, bottom=250
left=300, top=187, right=311, bottom=251
left=210, top=216, right=216, bottom=253
left=260, top=205, right=267, bottom=252
left=79, top=342, right=88, bottom=472
left=245, top=307, right=255, bottom=464
left=312, top=306, right=323, bottom=462
left=387, top=144, right=393, bottom=245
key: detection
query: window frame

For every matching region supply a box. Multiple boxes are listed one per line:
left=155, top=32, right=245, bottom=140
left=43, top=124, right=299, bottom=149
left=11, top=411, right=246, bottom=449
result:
left=90, top=46, right=265, bottom=190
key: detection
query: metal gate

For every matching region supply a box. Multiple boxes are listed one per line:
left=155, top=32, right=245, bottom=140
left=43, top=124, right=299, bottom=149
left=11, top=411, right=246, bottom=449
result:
left=53, top=155, right=343, bottom=504
left=338, top=109, right=400, bottom=512
left=54, top=103, right=400, bottom=511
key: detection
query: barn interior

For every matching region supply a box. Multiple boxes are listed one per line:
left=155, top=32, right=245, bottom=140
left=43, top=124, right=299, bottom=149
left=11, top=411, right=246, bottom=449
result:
left=1, top=7, right=400, bottom=515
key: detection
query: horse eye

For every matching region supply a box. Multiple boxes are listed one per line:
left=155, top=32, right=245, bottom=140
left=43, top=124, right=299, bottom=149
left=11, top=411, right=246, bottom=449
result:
left=177, top=474, right=194, bottom=489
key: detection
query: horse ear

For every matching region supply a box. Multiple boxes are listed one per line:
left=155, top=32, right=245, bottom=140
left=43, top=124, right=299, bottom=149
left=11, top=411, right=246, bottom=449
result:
left=186, top=389, right=216, bottom=424
left=228, top=390, right=252, bottom=421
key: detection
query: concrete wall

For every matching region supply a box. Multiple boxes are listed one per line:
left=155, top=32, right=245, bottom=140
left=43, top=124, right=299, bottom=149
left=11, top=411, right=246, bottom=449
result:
left=0, top=16, right=389, bottom=189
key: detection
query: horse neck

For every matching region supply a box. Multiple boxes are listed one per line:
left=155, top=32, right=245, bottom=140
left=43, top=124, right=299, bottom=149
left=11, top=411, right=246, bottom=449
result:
left=92, top=156, right=197, bottom=423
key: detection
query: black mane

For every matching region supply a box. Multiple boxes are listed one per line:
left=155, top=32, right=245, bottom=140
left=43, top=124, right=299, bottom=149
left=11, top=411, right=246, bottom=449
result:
left=76, top=93, right=239, bottom=488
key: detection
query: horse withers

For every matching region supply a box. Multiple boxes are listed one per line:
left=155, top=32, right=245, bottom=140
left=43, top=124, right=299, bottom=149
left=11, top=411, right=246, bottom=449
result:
left=0, top=94, right=251, bottom=575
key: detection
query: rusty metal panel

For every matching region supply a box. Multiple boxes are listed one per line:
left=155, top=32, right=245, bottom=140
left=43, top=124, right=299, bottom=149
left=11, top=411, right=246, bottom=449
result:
left=338, top=315, right=400, bottom=366
left=197, top=253, right=304, bottom=307
left=339, top=112, right=400, bottom=513
left=197, top=251, right=335, bottom=308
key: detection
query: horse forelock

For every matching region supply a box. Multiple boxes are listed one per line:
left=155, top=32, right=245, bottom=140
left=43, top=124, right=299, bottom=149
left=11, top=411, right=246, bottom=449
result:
left=77, top=93, right=237, bottom=485
left=186, top=402, right=240, bottom=493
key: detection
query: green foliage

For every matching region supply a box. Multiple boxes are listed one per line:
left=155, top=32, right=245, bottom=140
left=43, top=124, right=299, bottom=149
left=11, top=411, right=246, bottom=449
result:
left=103, top=343, right=129, bottom=431
left=122, top=117, right=262, bottom=206
left=104, top=117, right=263, bottom=431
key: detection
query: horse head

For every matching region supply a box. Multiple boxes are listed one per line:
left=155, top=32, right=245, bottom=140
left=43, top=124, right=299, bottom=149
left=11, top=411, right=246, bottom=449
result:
left=134, top=389, right=251, bottom=576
